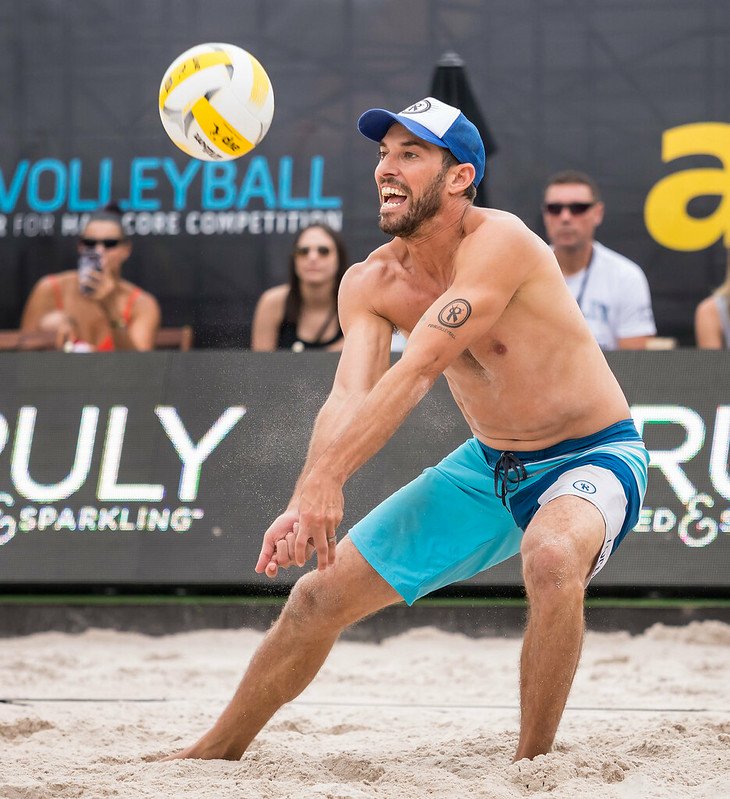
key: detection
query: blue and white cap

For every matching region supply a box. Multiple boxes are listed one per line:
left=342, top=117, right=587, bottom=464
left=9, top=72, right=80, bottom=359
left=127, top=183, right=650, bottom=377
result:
left=357, top=97, right=486, bottom=186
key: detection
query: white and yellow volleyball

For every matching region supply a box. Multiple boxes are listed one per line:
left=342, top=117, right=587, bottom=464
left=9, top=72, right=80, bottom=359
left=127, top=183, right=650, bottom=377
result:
left=159, top=42, right=274, bottom=162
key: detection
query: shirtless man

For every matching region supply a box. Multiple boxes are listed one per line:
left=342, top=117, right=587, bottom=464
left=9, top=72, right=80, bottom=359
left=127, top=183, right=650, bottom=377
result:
left=170, top=97, right=649, bottom=763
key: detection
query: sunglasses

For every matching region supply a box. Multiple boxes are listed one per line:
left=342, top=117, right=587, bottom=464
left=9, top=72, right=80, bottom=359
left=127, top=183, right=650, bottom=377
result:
left=543, top=202, right=595, bottom=216
left=295, top=245, right=332, bottom=257
left=80, top=237, right=124, bottom=249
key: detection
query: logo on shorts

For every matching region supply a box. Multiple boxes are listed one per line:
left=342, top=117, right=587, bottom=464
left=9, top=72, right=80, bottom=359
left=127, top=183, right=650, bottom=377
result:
left=401, top=99, right=431, bottom=115
left=573, top=480, right=597, bottom=494
left=437, top=299, right=472, bottom=328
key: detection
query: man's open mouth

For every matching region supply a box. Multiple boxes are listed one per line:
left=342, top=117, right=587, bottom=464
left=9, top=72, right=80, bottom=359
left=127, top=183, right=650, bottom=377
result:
left=380, top=186, right=408, bottom=208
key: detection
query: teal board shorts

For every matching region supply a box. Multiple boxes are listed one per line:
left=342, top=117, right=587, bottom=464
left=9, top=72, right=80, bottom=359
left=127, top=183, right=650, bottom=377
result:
left=349, top=419, right=649, bottom=605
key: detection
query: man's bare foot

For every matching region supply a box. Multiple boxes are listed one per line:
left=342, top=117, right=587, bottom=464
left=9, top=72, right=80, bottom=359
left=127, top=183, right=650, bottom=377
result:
left=161, top=734, right=244, bottom=761
left=161, top=746, right=201, bottom=762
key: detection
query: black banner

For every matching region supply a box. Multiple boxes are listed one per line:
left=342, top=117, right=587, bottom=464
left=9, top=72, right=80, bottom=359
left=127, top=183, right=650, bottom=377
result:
left=0, top=351, right=728, bottom=591
left=1, top=1, right=728, bottom=346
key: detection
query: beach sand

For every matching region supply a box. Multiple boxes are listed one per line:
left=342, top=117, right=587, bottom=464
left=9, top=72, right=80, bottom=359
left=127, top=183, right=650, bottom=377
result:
left=0, top=620, right=728, bottom=798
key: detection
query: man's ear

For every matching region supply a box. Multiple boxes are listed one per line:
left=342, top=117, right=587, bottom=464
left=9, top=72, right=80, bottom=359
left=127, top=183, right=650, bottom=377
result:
left=593, top=201, right=606, bottom=227
left=450, top=162, right=476, bottom=194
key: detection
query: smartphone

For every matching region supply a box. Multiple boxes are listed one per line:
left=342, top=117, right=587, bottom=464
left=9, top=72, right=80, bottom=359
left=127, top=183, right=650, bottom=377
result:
left=77, top=250, right=102, bottom=296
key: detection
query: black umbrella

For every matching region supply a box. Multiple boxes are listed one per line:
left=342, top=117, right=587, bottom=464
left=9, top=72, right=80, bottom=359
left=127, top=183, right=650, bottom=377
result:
left=430, top=51, right=497, bottom=207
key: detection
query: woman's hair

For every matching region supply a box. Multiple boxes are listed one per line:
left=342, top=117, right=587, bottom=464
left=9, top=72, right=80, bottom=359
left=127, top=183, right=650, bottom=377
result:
left=83, top=203, right=126, bottom=238
left=714, top=250, right=730, bottom=300
left=283, top=224, right=350, bottom=323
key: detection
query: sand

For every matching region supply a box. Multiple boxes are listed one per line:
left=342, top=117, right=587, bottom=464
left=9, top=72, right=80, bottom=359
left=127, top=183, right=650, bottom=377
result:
left=0, top=620, right=728, bottom=798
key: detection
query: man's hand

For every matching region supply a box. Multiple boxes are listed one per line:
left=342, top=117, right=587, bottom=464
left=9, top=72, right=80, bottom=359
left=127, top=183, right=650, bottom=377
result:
left=295, top=470, right=343, bottom=571
left=256, top=510, right=300, bottom=578
left=255, top=511, right=326, bottom=578
left=255, top=472, right=342, bottom=579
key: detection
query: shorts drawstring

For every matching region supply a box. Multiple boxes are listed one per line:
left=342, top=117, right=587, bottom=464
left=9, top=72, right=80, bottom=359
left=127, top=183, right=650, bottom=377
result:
left=494, top=451, right=527, bottom=507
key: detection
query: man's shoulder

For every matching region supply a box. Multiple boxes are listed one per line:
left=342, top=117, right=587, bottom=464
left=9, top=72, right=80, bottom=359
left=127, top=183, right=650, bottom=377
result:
left=459, top=207, right=548, bottom=273
left=461, top=208, right=542, bottom=258
left=346, top=241, right=403, bottom=284
left=463, top=206, right=530, bottom=237
left=592, top=241, right=645, bottom=275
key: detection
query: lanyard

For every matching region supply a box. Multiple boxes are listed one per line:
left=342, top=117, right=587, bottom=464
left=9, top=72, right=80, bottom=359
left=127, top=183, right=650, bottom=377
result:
left=574, top=247, right=595, bottom=313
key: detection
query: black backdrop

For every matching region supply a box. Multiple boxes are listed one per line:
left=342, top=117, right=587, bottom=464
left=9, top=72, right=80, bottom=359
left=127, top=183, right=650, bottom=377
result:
left=1, top=0, right=729, bottom=346
left=0, top=351, right=728, bottom=592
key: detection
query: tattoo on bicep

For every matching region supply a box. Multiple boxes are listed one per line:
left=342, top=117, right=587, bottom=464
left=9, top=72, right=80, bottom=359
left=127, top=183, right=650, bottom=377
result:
left=437, top=299, right=472, bottom=328
left=427, top=323, right=455, bottom=338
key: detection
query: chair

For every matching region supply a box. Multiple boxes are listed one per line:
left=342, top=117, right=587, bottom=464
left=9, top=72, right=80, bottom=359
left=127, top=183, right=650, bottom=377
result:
left=645, top=336, right=678, bottom=350
left=0, top=330, right=57, bottom=351
left=154, top=325, right=194, bottom=351
left=0, top=327, right=194, bottom=352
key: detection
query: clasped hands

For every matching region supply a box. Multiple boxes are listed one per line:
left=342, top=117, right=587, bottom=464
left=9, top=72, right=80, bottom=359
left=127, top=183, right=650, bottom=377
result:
left=255, top=471, right=344, bottom=579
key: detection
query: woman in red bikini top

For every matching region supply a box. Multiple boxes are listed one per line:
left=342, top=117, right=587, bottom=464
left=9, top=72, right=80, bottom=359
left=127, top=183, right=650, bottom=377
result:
left=20, top=205, right=161, bottom=351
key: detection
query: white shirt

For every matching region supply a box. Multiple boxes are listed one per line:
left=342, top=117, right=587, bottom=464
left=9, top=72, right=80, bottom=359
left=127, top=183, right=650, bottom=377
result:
left=391, top=330, right=408, bottom=352
left=563, top=241, right=656, bottom=350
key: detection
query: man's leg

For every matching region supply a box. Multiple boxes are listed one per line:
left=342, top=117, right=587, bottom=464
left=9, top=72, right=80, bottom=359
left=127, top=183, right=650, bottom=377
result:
left=514, top=495, right=605, bottom=761
left=168, top=537, right=401, bottom=760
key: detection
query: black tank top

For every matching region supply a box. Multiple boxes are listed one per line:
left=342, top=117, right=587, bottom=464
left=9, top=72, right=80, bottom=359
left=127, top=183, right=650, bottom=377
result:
left=277, top=319, right=343, bottom=351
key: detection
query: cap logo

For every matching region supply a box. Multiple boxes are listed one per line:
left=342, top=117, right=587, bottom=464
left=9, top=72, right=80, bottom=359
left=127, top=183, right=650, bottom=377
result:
left=401, top=100, right=431, bottom=115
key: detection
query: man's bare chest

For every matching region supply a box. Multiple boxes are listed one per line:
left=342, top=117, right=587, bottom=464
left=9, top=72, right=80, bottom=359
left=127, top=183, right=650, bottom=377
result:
left=380, top=277, right=450, bottom=337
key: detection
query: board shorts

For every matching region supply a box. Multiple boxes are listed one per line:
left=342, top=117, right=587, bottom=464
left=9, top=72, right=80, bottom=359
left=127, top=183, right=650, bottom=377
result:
left=349, top=419, right=649, bottom=605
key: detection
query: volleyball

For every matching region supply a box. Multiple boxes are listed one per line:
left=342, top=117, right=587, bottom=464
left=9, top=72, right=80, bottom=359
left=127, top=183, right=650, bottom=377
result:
left=158, top=42, right=274, bottom=162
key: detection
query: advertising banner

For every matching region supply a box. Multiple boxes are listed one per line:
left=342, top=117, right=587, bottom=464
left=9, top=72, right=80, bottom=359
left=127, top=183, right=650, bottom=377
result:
left=1, top=1, right=728, bottom=346
left=0, top=352, right=728, bottom=591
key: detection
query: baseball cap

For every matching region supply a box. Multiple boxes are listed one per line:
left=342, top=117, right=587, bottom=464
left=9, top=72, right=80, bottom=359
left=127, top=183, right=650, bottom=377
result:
left=357, top=96, right=485, bottom=186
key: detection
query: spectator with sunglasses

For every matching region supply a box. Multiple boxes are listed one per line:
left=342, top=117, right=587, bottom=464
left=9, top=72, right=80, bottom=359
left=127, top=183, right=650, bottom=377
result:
left=542, top=170, right=656, bottom=350
left=251, top=224, right=349, bottom=352
left=20, top=204, right=160, bottom=351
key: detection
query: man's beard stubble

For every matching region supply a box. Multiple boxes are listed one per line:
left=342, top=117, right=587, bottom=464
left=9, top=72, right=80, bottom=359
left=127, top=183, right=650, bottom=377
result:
left=378, top=167, right=447, bottom=238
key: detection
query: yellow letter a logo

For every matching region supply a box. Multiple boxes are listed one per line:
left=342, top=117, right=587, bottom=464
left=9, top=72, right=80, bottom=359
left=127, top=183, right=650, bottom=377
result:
left=644, top=123, right=730, bottom=252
